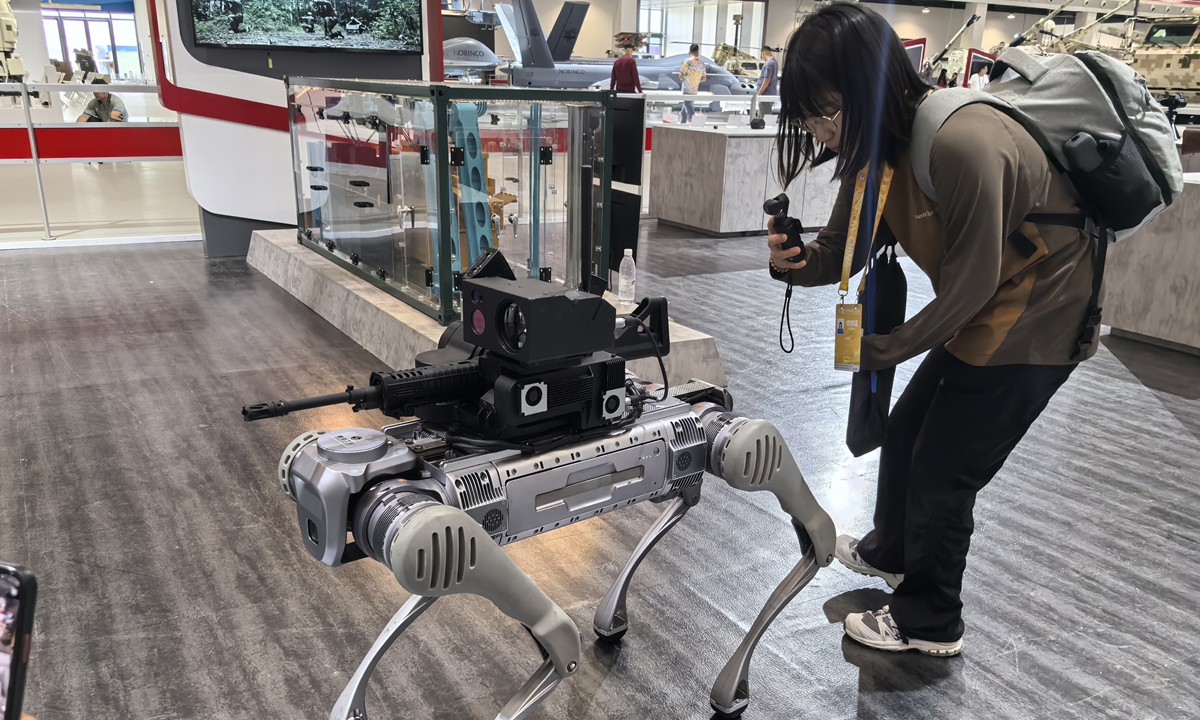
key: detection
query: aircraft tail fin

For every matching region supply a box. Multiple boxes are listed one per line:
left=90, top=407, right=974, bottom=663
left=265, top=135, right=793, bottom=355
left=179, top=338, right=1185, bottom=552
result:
left=547, top=2, right=589, bottom=61
left=507, top=0, right=556, bottom=68
left=495, top=5, right=524, bottom=65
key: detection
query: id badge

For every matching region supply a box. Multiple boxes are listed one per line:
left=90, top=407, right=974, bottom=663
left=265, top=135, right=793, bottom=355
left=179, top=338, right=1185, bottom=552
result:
left=834, top=303, right=863, bottom=372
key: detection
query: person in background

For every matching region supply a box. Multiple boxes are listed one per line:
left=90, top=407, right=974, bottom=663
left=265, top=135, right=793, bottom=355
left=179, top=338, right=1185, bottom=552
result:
left=756, top=45, right=779, bottom=121
left=936, top=68, right=948, bottom=88
left=679, top=44, right=706, bottom=124
left=969, top=65, right=991, bottom=91
left=76, top=78, right=126, bottom=123
left=947, top=71, right=959, bottom=88
left=610, top=44, right=643, bottom=94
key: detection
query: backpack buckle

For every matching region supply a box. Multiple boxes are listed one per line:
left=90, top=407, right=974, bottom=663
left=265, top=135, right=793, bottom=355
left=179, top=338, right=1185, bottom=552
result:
left=1072, top=307, right=1104, bottom=361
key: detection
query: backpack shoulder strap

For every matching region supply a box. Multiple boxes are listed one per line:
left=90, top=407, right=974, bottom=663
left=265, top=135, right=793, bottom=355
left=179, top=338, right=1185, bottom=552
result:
left=911, top=89, right=1009, bottom=201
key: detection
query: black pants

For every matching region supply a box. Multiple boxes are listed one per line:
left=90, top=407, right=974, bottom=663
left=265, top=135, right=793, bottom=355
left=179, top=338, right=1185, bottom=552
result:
left=855, top=346, right=1075, bottom=642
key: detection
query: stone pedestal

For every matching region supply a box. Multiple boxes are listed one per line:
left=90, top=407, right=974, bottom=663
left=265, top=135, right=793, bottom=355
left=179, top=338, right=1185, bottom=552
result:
left=1105, top=178, right=1200, bottom=352
left=647, top=124, right=839, bottom=236
left=247, top=229, right=727, bottom=385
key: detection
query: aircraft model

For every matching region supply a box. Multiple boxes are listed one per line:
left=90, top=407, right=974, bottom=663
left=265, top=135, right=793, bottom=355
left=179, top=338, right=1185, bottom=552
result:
left=443, top=0, right=756, bottom=94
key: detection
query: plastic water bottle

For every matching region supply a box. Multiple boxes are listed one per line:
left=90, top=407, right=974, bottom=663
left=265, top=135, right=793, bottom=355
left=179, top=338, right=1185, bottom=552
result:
left=618, top=249, right=636, bottom=304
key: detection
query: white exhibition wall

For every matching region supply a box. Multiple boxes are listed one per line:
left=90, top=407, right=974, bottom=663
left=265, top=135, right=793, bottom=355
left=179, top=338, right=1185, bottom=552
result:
left=485, top=0, right=1114, bottom=65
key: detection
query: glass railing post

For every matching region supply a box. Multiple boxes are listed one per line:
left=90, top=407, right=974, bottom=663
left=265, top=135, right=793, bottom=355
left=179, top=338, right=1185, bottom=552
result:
left=19, top=81, right=55, bottom=241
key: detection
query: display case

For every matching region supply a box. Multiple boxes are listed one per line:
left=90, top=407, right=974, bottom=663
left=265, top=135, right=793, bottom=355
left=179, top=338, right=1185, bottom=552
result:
left=288, top=78, right=615, bottom=325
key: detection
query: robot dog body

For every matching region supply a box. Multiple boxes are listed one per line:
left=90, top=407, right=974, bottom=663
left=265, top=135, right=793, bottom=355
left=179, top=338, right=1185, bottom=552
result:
left=247, top=250, right=835, bottom=719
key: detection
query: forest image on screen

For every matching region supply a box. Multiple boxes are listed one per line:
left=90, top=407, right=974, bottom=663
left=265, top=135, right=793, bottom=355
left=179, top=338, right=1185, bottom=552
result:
left=192, top=0, right=422, bottom=51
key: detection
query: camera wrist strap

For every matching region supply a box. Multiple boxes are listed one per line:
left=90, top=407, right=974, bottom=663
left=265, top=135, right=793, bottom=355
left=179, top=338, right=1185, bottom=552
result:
left=834, top=163, right=893, bottom=372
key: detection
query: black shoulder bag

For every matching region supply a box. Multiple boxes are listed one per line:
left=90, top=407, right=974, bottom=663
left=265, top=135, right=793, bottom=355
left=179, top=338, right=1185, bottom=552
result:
left=845, top=227, right=907, bottom=457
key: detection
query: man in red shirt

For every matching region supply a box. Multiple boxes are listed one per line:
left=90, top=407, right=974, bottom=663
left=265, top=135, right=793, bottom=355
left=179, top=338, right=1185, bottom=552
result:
left=610, top=45, right=643, bottom=93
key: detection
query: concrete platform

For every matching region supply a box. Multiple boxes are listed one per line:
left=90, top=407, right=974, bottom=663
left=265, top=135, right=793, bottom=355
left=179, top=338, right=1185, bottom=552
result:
left=246, top=229, right=728, bottom=385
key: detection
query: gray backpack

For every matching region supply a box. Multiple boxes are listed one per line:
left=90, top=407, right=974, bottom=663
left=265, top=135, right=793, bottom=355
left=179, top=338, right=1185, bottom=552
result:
left=911, top=47, right=1185, bottom=360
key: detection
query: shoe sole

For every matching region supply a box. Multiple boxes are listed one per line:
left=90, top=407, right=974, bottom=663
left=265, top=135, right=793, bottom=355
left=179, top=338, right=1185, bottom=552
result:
left=834, top=549, right=903, bottom=590
left=844, top=626, right=964, bottom=657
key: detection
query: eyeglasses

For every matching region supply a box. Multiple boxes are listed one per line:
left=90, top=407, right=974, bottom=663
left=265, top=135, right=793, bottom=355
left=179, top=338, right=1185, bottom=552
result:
left=790, top=109, right=842, bottom=136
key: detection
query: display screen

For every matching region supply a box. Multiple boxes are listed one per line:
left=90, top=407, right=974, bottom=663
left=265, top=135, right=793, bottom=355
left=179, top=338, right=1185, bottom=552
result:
left=191, top=0, right=423, bottom=52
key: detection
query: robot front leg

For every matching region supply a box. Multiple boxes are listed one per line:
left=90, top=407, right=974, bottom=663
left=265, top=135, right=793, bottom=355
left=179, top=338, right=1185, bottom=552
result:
left=336, top=502, right=582, bottom=720
left=593, top=487, right=698, bottom=642
left=390, top=504, right=582, bottom=719
left=329, top=594, right=437, bottom=720
left=710, top=521, right=821, bottom=717
left=699, top=411, right=837, bottom=717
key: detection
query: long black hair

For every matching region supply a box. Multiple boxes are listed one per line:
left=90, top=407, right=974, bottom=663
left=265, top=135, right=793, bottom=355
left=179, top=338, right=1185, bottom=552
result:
left=776, top=2, right=931, bottom=185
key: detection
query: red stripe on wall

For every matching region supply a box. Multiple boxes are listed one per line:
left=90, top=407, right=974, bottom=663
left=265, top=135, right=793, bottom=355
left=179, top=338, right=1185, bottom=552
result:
left=0, top=129, right=30, bottom=160
left=0, top=126, right=183, bottom=161
left=147, top=0, right=290, bottom=132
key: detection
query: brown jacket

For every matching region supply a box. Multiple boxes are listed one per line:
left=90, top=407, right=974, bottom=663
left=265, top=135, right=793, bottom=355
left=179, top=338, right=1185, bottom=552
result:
left=772, top=103, right=1097, bottom=370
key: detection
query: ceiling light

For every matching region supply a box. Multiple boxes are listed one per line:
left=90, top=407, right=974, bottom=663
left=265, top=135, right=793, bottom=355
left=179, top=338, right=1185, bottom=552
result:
left=1007, top=12, right=1016, bottom=18
left=922, top=6, right=930, bottom=12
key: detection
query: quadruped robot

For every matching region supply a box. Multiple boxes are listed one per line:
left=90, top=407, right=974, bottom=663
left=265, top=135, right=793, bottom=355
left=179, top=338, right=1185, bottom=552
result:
left=243, top=249, right=837, bottom=719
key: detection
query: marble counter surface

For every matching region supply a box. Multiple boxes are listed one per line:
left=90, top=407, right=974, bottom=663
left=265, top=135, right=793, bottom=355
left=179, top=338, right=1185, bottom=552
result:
left=247, top=229, right=728, bottom=385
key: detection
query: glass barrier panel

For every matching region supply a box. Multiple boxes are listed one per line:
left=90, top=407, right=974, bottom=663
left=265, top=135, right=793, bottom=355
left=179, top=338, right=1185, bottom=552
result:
left=290, top=79, right=613, bottom=325
left=291, top=83, right=442, bottom=317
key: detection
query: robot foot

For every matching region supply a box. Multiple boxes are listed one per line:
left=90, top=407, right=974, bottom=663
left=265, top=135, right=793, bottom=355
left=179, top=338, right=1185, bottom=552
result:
left=593, top=494, right=693, bottom=642
left=709, top=525, right=820, bottom=717
left=494, top=655, right=563, bottom=720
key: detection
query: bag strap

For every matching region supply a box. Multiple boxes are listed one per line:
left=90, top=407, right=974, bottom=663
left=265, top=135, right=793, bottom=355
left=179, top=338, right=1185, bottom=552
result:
left=911, top=89, right=1010, bottom=201
left=1073, top=227, right=1107, bottom=362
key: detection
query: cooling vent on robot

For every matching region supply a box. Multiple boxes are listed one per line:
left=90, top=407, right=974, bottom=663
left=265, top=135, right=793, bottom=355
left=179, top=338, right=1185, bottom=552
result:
left=670, top=416, right=705, bottom=448
left=456, top=469, right=502, bottom=510
left=414, top=524, right=478, bottom=592
left=742, top=429, right=784, bottom=487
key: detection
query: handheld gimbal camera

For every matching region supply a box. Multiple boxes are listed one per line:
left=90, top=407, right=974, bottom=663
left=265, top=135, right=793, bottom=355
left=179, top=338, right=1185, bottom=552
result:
left=763, top=193, right=806, bottom=262
left=244, top=249, right=836, bottom=719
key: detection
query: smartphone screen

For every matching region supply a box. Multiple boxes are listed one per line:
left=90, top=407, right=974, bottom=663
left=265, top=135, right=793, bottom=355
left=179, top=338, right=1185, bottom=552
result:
left=0, top=564, right=35, bottom=720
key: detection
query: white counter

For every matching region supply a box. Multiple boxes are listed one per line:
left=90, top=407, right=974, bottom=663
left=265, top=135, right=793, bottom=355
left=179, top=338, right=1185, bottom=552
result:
left=647, top=123, right=838, bottom=236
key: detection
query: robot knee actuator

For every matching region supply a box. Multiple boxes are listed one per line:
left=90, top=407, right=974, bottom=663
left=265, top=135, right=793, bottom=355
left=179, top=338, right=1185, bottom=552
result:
left=367, top=490, right=582, bottom=678
left=697, top=407, right=836, bottom=566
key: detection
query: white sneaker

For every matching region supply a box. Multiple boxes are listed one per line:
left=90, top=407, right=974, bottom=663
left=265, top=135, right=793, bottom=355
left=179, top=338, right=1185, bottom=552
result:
left=835, top=534, right=904, bottom=589
left=844, top=606, right=964, bottom=657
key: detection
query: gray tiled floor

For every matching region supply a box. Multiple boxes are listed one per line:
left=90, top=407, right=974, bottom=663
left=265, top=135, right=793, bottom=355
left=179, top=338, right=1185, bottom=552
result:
left=1, top=225, right=1198, bottom=720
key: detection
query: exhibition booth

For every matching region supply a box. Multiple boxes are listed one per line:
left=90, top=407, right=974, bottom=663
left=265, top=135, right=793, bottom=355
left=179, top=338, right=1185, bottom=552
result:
left=4, top=0, right=1200, bottom=718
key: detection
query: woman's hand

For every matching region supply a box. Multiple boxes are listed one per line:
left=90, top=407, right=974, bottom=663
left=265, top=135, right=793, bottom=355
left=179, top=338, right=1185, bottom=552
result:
left=767, top=216, right=806, bottom=269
